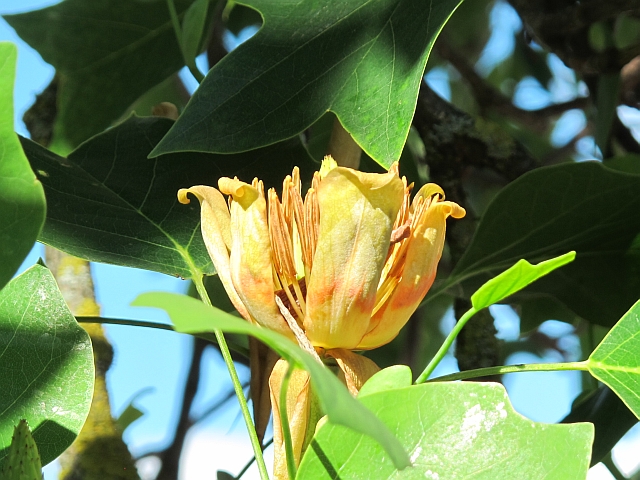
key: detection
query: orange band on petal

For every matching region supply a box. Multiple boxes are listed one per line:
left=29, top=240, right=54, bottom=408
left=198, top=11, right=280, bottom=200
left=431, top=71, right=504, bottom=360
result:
left=304, top=166, right=404, bottom=349
left=358, top=199, right=465, bottom=349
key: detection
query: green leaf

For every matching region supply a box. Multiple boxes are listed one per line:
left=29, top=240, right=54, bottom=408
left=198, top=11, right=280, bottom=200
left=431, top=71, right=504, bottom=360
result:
left=298, top=382, right=594, bottom=478
left=0, top=42, right=46, bottom=291
left=358, top=365, right=412, bottom=398
left=518, top=295, right=583, bottom=334
left=133, top=292, right=410, bottom=469
left=605, top=154, right=640, bottom=175
left=151, top=0, right=463, bottom=167
left=216, top=472, right=235, bottom=480
left=614, top=13, right=640, bottom=50
left=0, top=265, right=94, bottom=467
left=561, top=385, right=637, bottom=466
left=588, top=299, right=640, bottom=419
left=225, top=3, right=262, bottom=35
left=595, top=73, right=620, bottom=154
left=21, top=115, right=317, bottom=278
left=3, top=0, right=194, bottom=146
left=1, top=420, right=42, bottom=480
left=448, top=162, right=640, bottom=327
left=471, top=251, right=575, bottom=310
left=181, top=0, right=211, bottom=67
left=115, top=388, right=152, bottom=434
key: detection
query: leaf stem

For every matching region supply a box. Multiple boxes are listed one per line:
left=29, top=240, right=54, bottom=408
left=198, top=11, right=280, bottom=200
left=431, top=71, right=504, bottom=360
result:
left=416, top=306, right=478, bottom=383
left=192, top=275, right=270, bottom=480
left=426, top=361, right=590, bottom=383
left=166, top=0, right=183, bottom=45
left=75, top=316, right=250, bottom=358
left=280, top=363, right=297, bottom=480
left=166, top=0, right=205, bottom=83
left=235, top=438, right=274, bottom=479
left=77, top=316, right=175, bottom=331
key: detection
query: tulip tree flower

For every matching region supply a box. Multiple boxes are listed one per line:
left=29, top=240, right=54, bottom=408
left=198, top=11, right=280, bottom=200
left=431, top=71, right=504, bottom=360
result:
left=178, top=156, right=465, bottom=478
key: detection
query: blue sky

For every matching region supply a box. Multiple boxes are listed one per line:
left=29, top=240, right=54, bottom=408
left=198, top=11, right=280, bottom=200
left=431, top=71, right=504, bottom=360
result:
left=3, top=0, right=639, bottom=478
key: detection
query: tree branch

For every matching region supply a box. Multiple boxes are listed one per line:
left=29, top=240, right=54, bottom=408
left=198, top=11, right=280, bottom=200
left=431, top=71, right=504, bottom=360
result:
left=508, top=0, right=640, bottom=74
left=436, top=40, right=590, bottom=134
left=155, top=338, right=207, bottom=480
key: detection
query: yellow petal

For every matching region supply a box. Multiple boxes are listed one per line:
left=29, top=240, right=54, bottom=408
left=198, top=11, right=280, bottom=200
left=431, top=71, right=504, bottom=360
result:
left=358, top=199, right=466, bottom=349
left=177, top=186, right=249, bottom=320
left=304, top=166, right=404, bottom=349
left=219, top=178, right=293, bottom=338
left=326, top=348, right=380, bottom=396
left=269, top=359, right=318, bottom=480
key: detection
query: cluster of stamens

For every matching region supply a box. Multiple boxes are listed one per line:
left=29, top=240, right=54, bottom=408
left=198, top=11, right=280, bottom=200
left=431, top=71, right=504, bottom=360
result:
left=261, top=164, right=441, bottom=330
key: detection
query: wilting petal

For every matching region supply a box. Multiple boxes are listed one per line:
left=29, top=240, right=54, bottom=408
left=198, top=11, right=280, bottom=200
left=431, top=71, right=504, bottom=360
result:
left=304, top=166, right=404, bottom=349
left=326, top=348, right=380, bottom=396
left=269, top=359, right=319, bottom=480
left=219, top=178, right=293, bottom=338
left=358, top=199, right=466, bottom=350
left=177, top=186, right=249, bottom=320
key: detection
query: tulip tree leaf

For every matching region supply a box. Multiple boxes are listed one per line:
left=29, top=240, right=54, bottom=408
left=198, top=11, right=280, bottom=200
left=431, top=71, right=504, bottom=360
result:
left=3, top=0, right=193, bottom=147
left=358, top=365, right=412, bottom=398
left=133, top=292, right=411, bottom=469
left=588, top=299, right=640, bottom=419
left=114, top=387, right=152, bottom=434
left=298, top=382, right=594, bottom=479
left=151, top=0, right=463, bottom=168
left=0, top=265, right=94, bottom=467
left=181, top=0, right=211, bottom=69
left=20, top=115, right=317, bottom=279
left=1, top=420, right=42, bottom=480
left=0, top=42, right=46, bottom=291
left=470, top=251, right=576, bottom=310
left=561, top=385, right=637, bottom=466
left=448, top=162, right=640, bottom=327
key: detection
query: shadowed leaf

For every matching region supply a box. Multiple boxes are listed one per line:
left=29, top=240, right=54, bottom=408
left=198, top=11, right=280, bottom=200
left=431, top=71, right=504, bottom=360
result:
left=448, top=162, right=640, bottom=327
left=21, top=116, right=316, bottom=278
left=4, top=0, right=193, bottom=146
left=0, top=265, right=94, bottom=467
left=151, top=0, right=463, bottom=167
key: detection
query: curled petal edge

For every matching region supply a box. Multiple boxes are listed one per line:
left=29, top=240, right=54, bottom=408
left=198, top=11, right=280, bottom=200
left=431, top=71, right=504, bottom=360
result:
left=178, top=186, right=249, bottom=320
left=357, top=200, right=466, bottom=349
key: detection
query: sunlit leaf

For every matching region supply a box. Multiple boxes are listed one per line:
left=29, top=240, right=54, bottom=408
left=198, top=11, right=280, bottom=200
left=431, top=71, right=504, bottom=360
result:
left=358, top=365, right=412, bottom=398
left=133, top=292, right=410, bottom=469
left=151, top=0, right=463, bottom=167
left=21, top=116, right=316, bottom=278
left=3, top=0, right=193, bottom=146
left=298, top=382, right=594, bottom=478
left=0, top=42, right=46, bottom=291
left=470, top=251, right=575, bottom=310
left=0, top=265, right=94, bottom=467
left=588, top=299, right=640, bottom=419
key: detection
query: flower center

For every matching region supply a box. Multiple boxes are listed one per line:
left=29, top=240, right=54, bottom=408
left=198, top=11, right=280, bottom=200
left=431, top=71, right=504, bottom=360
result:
left=266, top=163, right=444, bottom=330
left=268, top=167, right=319, bottom=325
